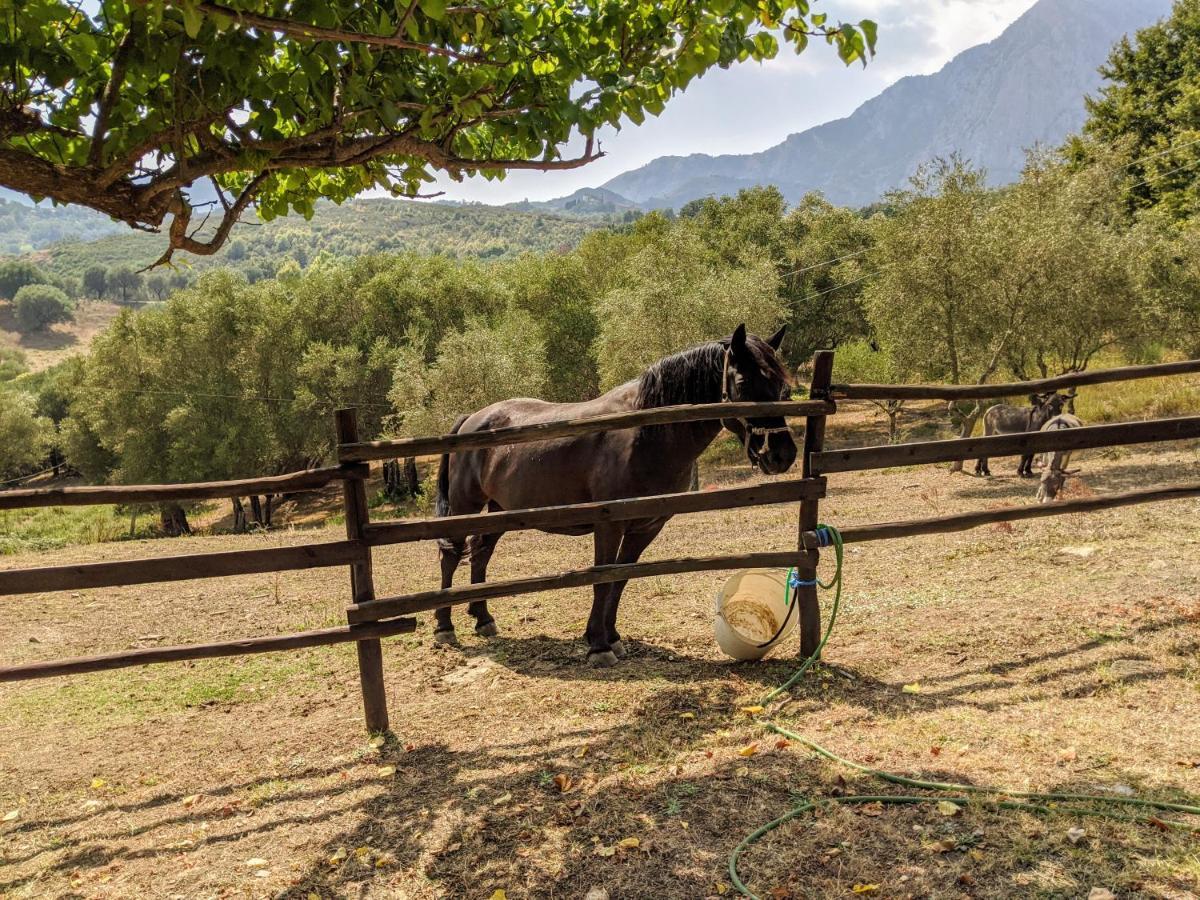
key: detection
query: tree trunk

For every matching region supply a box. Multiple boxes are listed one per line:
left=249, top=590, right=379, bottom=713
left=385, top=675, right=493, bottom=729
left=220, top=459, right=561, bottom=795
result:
left=886, top=401, right=902, bottom=444
left=249, top=495, right=263, bottom=526
left=263, top=494, right=274, bottom=528
left=688, top=462, right=700, bottom=492
left=159, top=503, right=191, bottom=536
left=404, top=457, right=420, bottom=496
left=382, top=459, right=402, bottom=499
left=948, top=401, right=982, bottom=473
left=232, top=497, right=247, bottom=533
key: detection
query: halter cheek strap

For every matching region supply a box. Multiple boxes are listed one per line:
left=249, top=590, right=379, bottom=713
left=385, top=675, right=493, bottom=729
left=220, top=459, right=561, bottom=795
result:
left=721, top=350, right=791, bottom=459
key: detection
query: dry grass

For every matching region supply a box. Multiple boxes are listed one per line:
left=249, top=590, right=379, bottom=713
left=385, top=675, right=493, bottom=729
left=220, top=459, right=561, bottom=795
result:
left=2, top=417, right=1200, bottom=899
left=0, top=300, right=125, bottom=373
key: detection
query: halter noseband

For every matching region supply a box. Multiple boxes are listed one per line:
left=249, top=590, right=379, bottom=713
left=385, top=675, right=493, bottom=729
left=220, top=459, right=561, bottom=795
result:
left=721, top=350, right=791, bottom=460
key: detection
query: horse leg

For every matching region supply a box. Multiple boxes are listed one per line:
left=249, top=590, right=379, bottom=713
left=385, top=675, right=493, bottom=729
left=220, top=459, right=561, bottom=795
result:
left=585, top=524, right=623, bottom=668
left=434, top=539, right=466, bottom=645
left=1018, top=453, right=1034, bottom=477
left=604, top=525, right=664, bottom=659
left=467, top=531, right=502, bottom=637
left=975, top=456, right=990, bottom=476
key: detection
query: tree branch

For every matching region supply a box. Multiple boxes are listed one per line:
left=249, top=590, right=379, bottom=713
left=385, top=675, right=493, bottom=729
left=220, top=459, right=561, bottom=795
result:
left=190, top=0, right=495, bottom=63
left=89, top=19, right=142, bottom=167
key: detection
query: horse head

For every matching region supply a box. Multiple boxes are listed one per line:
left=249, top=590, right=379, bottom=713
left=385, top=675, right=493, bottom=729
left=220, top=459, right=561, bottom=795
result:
left=720, top=323, right=798, bottom=475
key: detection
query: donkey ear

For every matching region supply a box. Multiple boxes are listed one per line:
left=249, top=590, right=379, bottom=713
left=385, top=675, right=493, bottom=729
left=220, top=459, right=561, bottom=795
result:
left=766, top=324, right=787, bottom=351
left=1028, top=393, right=1042, bottom=405
left=730, top=323, right=749, bottom=357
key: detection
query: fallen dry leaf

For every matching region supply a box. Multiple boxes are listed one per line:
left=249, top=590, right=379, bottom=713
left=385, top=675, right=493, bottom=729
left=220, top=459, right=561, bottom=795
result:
left=594, top=845, right=617, bottom=858
left=851, top=885, right=880, bottom=894
left=678, top=712, right=696, bottom=720
left=737, top=743, right=759, bottom=758
left=617, top=837, right=640, bottom=849
left=489, top=891, right=508, bottom=900
left=775, top=739, right=791, bottom=750
left=715, top=883, right=729, bottom=895
left=1057, top=747, right=1078, bottom=764
left=90, top=778, right=107, bottom=790
left=1067, top=826, right=1086, bottom=845
left=368, top=735, right=386, bottom=749
left=1087, top=890, right=1115, bottom=900
left=926, top=837, right=958, bottom=853
left=859, top=802, right=884, bottom=817
left=901, top=683, right=921, bottom=694
left=328, top=847, right=349, bottom=866
left=181, top=794, right=201, bottom=808
left=937, top=800, right=962, bottom=817
left=2, top=809, right=18, bottom=822
left=575, top=744, right=590, bottom=758
left=493, top=792, right=513, bottom=806
left=740, top=705, right=765, bottom=715
left=376, top=765, right=396, bottom=777
left=245, top=858, right=269, bottom=867
left=553, top=774, right=574, bottom=793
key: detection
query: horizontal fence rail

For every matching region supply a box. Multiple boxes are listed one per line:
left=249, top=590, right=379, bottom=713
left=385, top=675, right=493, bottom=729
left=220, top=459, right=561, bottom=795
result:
left=831, top=358, right=1200, bottom=402
left=812, top=415, right=1200, bottom=474
left=339, top=400, right=835, bottom=462
left=0, top=466, right=352, bottom=511
left=0, top=618, right=416, bottom=682
left=365, top=478, right=826, bottom=546
left=0, top=540, right=363, bottom=596
left=347, top=551, right=808, bottom=624
left=800, top=482, right=1200, bottom=548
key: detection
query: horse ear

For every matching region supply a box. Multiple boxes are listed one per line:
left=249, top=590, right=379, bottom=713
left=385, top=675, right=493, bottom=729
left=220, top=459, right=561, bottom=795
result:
left=766, top=324, right=787, bottom=351
left=730, top=323, right=749, bottom=358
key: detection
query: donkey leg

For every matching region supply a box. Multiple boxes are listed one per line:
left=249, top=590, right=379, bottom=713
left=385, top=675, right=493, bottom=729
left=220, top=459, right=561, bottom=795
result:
left=467, top=532, right=502, bottom=637
left=586, top=524, right=623, bottom=668
left=434, top=540, right=466, bottom=644
left=604, top=526, right=664, bottom=658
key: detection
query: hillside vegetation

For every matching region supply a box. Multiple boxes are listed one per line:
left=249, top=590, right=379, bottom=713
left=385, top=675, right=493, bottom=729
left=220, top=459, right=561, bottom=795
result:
left=28, top=199, right=604, bottom=290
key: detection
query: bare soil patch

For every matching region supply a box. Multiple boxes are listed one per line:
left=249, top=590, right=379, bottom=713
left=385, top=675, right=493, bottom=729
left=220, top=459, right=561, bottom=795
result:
left=0, top=300, right=125, bottom=373
left=2, top=431, right=1200, bottom=898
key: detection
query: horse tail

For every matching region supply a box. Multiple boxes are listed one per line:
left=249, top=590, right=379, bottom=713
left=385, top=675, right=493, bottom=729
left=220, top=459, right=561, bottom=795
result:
left=435, top=414, right=471, bottom=528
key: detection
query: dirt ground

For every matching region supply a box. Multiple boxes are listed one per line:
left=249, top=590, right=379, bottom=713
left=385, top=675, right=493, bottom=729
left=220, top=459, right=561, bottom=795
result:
left=2, top=412, right=1200, bottom=899
left=0, top=300, right=124, bottom=373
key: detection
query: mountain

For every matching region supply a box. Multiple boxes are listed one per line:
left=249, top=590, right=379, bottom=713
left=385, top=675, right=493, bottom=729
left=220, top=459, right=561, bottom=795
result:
left=505, top=187, right=643, bottom=217
left=0, top=195, right=125, bottom=254
left=592, top=0, right=1175, bottom=210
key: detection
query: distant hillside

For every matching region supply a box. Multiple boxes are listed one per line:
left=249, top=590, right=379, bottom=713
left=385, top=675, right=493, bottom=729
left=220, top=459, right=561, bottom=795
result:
left=0, top=197, right=124, bottom=255
left=506, top=187, right=642, bottom=217
left=592, top=0, right=1175, bottom=209
left=28, top=198, right=606, bottom=285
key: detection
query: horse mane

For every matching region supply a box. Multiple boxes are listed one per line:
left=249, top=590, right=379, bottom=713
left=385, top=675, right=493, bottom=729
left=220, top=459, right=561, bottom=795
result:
left=634, top=339, right=791, bottom=410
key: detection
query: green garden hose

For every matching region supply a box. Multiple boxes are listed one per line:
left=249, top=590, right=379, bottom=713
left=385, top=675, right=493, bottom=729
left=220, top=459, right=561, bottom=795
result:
left=728, top=524, right=1200, bottom=899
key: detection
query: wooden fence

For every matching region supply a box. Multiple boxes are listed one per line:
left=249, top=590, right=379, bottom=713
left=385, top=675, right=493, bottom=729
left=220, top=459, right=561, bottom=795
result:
left=2, top=357, right=1199, bottom=734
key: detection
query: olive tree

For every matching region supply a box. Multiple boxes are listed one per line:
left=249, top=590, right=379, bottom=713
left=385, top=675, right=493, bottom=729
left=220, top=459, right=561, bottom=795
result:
left=0, top=390, right=54, bottom=479
left=13, top=284, right=74, bottom=332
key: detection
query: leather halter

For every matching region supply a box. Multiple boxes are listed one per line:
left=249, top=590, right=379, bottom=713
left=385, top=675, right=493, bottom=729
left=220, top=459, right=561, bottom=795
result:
left=721, top=350, right=791, bottom=460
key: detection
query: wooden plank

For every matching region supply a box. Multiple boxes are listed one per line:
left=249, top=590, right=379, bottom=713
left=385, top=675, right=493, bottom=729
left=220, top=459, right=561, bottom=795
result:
left=0, top=541, right=363, bottom=596
left=799, top=482, right=1200, bottom=548
left=830, top=358, right=1200, bottom=402
left=798, top=350, right=835, bottom=657
left=339, top=400, right=835, bottom=462
left=335, top=408, right=388, bottom=734
left=347, top=551, right=808, bottom=624
left=364, top=478, right=826, bottom=546
left=0, top=467, right=349, bottom=511
left=0, top=618, right=417, bottom=683
left=812, top=415, right=1200, bottom=474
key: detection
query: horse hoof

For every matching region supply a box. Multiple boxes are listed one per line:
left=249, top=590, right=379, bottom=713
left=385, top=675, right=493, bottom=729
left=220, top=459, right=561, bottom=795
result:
left=610, top=640, right=627, bottom=658
left=433, top=629, right=459, bottom=646
left=587, top=650, right=619, bottom=669
left=475, top=621, right=499, bottom=638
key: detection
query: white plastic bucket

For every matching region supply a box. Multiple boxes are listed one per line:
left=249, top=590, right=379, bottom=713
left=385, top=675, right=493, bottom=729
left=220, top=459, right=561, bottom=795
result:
left=714, top=569, right=796, bottom=661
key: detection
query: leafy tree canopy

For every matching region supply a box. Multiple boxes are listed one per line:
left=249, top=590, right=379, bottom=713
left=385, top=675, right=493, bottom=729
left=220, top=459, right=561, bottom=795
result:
left=12, top=283, right=74, bottom=332
left=3, top=1, right=874, bottom=263
left=1079, top=0, right=1200, bottom=221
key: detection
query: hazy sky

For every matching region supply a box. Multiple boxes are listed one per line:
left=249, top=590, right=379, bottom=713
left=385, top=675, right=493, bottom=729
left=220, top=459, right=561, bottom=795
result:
left=432, top=0, right=1039, bottom=204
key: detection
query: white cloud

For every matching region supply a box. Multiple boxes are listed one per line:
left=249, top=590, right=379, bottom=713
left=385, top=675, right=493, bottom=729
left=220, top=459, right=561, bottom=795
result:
left=426, top=0, right=1039, bottom=204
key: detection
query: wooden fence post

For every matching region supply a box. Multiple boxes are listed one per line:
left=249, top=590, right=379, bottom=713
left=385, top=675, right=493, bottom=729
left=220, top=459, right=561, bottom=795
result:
left=798, top=350, right=835, bottom=658
left=335, top=408, right=389, bottom=734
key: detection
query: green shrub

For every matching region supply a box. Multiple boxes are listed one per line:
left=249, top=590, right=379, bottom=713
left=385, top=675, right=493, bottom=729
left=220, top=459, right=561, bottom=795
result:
left=13, top=283, right=74, bottom=332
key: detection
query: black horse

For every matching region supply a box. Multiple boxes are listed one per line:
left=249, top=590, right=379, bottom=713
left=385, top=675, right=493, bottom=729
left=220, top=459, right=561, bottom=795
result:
left=432, top=324, right=797, bottom=666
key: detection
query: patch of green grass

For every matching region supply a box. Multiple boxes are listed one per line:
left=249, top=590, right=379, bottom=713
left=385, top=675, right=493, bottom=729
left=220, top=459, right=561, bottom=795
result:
left=2, top=648, right=342, bottom=729
left=0, top=504, right=159, bottom=554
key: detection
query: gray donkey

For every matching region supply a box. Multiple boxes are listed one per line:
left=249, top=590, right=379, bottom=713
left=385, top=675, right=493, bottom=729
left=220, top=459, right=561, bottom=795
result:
left=974, top=391, right=1072, bottom=477
left=1036, top=412, right=1083, bottom=502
